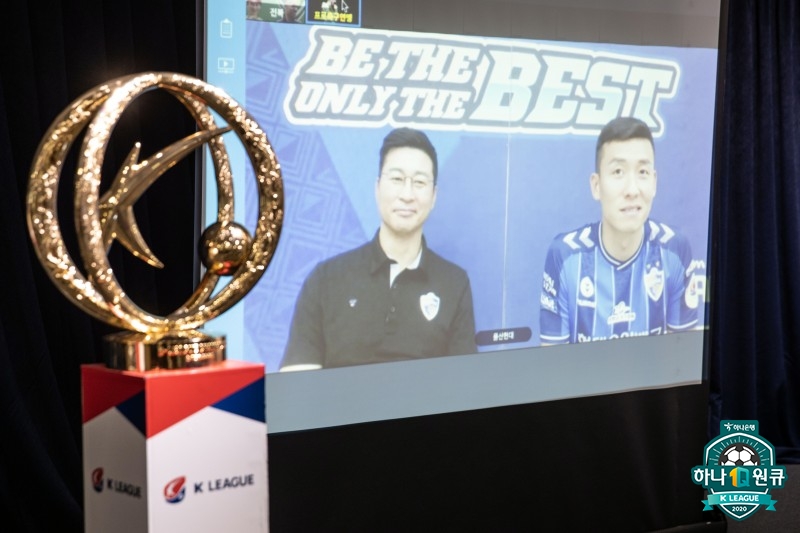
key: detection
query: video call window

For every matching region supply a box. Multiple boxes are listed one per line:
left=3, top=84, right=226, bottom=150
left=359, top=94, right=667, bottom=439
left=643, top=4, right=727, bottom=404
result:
left=206, top=0, right=720, bottom=432
left=238, top=23, right=714, bottom=372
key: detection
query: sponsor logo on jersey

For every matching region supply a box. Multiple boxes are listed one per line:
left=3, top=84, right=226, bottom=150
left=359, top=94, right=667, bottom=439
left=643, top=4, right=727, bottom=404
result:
left=542, top=272, right=556, bottom=296
left=540, top=293, right=556, bottom=313
left=683, top=259, right=707, bottom=309
left=420, top=292, right=440, bottom=321
left=644, top=264, right=664, bottom=301
left=607, top=301, right=636, bottom=325
left=685, top=273, right=706, bottom=310
left=578, top=329, right=649, bottom=342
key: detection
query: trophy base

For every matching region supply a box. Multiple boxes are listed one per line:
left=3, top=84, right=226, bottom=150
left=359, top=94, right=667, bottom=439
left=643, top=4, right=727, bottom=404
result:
left=103, top=330, right=226, bottom=371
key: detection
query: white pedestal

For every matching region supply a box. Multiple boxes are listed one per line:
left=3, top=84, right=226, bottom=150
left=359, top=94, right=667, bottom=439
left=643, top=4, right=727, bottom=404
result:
left=82, top=361, right=268, bottom=533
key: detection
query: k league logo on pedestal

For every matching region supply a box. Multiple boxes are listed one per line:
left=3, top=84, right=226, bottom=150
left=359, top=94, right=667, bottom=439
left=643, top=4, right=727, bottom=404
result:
left=691, top=420, right=787, bottom=522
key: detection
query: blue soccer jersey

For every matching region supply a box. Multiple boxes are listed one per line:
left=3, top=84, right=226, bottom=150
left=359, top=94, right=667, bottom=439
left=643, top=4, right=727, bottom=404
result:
left=539, top=220, right=703, bottom=344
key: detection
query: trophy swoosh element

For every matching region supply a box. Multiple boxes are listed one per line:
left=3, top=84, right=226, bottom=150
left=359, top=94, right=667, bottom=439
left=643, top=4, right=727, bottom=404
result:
left=26, top=72, right=283, bottom=369
left=101, top=127, right=231, bottom=268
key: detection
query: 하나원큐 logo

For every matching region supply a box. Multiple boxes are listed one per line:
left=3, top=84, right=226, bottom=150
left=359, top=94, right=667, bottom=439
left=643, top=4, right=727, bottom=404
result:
left=691, top=420, right=787, bottom=521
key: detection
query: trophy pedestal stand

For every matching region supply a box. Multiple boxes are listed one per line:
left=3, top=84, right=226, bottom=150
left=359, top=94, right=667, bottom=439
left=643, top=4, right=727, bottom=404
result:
left=81, top=361, right=268, bottom=533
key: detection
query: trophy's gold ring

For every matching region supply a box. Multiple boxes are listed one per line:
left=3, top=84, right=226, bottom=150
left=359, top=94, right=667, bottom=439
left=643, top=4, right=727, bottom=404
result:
left=26, top=72, right=283, bottom=368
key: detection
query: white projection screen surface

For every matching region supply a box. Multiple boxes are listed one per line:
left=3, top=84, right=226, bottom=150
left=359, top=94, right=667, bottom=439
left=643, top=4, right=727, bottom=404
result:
left=203, top=0, right=721, bottom=432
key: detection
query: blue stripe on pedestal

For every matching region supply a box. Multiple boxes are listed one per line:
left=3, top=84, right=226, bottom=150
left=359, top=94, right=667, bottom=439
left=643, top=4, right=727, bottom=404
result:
left=212, top=377, right=265, bottom=423
left=117, top=391, right=146, bottom=435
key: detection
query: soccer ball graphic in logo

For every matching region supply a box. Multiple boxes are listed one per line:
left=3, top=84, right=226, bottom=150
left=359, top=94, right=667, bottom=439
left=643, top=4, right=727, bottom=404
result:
left=719, top=444, right=760, bottom=466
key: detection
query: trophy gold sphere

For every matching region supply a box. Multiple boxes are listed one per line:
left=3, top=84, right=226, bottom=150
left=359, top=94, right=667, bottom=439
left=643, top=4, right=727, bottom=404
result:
left=199, top=221, right=253, bottom=276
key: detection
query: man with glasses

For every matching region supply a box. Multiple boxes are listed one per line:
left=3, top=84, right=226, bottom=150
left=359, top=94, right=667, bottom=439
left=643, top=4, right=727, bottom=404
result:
left=281, top=128, right=477, bottom=370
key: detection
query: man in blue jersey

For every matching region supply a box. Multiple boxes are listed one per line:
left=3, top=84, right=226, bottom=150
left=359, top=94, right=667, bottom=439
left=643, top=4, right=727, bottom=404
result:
left=539, top=116, right=704, bottom=345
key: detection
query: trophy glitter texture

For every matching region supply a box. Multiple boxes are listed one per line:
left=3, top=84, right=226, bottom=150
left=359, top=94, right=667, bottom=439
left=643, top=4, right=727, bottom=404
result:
left=26, top=72, right=283, bottom=370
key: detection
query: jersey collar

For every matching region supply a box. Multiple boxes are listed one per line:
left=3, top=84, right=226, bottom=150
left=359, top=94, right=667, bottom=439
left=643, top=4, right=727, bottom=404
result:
left=597, top=221, right=647, bottom=270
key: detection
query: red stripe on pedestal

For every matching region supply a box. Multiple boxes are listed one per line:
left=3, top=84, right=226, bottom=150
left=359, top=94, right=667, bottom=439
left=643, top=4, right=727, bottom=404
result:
left=143, top=361, right=264, bottom=438
left=82, top=365, right=145, bottom=423
left=81, top=361, right=265, bottom=437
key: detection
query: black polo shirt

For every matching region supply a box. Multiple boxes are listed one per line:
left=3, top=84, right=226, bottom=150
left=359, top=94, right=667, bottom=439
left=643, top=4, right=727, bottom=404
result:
left=281, top=234, right=477, bottom=368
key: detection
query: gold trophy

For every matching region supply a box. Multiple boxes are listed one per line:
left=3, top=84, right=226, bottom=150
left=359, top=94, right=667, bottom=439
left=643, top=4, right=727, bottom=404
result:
left=26, top=72, right=283, bottom=371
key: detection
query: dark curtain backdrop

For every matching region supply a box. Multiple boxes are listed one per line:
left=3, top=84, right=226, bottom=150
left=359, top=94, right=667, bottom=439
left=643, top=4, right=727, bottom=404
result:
left=709, top=0, right=800, bottom=463
left=2, top=0, right=800, bottom=531
left=0, top=1, right=198, bottom=531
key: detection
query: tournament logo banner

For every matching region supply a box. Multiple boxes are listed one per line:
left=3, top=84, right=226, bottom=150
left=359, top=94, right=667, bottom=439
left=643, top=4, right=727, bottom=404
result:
left=691, top=420, right=787, bottom=521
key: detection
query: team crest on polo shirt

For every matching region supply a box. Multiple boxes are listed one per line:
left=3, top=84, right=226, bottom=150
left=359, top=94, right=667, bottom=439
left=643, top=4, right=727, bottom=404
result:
left=644, top=264, right=664, bottom=301
left=420, top=292, right=440, bottom=321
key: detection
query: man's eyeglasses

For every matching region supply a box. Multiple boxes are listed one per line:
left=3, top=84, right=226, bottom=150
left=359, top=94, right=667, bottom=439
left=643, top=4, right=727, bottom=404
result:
left=381, top=174, right=433, bottom=190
